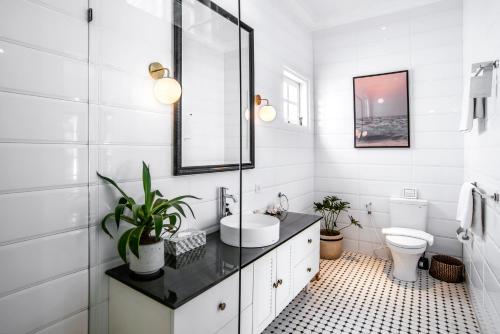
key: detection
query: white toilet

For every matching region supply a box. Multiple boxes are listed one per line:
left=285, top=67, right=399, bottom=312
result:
left=382, top=198, right=434, bottom=282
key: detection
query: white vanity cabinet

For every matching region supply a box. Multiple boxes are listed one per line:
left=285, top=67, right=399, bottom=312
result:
left=252, top=222, right=320, bottom=334
left=109, top=264, right=254, bottom=334
left=292, top=222, right=320, bottom=296
left=108, top=220, right=320, bottom=334
left=252, top=240, right=294, bottom=334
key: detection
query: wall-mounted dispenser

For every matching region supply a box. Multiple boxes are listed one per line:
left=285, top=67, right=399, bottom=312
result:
left=148, top=62, right=182, bottom=104
left=255, top=94, right=277, bottom=122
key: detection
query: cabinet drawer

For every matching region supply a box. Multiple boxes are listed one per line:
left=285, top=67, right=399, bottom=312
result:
left=216, top=305, right=252, bottom=334
left=173, top=272, right=239, bottom=334
left=292, top=222, right=320, bottom=266
left=292, top=247, right=319, bottom=296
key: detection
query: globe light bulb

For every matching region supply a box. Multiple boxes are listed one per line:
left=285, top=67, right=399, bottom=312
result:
left=259, top=105, right=277, bottom=122
left=154, top=77, right=182, bottom=104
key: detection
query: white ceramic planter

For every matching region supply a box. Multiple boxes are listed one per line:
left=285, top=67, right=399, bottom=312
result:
left=128, top=240, right=165, bottom=275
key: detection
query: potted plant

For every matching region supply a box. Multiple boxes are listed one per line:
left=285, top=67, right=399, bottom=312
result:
left=98, top=162, right=199, bottom=275
left=313, top=195, right=362, bottom=260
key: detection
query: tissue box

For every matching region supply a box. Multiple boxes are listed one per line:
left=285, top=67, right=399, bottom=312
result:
left=164, top=229, right=206, bottom=256
left=165, top=246, right=206, bottom=269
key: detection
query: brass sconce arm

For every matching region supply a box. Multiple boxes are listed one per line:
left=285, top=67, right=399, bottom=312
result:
left=149, top=62, right=171, bottom=79
left=255, top=94, right=269, bottom=106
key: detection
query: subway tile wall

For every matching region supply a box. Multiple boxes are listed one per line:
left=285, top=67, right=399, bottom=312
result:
left=4, top=0, right=492, bottom=333
left=312, top=0, right=464, bottom=259
left=0, top=0, right=90, bottom=333
left=0, top=0, right=314, bottom=333
left=462, top=0, right=500, bottom=332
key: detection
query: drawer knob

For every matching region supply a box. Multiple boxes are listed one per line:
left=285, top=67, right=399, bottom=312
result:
left=277, top=279, right=283, bottom=286
left=307, top=238, right=312, bottom=244
left=307, top=267, right=312, bottom=272
left=218, top=302, right=226, bottom=311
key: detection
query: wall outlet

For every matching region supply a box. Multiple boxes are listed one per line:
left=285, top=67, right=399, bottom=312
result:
left=254, top=184, right=262, bottom=193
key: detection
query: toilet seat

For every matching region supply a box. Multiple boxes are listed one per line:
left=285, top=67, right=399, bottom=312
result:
left=386, top=235, right=427, bottom=249
left=382, top=227, right=434, bottom=246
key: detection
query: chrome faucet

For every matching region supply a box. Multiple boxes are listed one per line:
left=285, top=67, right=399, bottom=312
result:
left=219, top=187, right=238, bottom=219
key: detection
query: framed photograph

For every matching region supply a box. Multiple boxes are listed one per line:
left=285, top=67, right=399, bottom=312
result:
left=353, top=70, right=410, bottom=148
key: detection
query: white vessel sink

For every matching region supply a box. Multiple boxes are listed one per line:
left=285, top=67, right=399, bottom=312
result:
left=220, top=213, right=280, bottom=248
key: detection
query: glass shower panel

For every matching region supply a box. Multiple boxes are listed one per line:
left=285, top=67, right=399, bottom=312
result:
left=88, top=0, right=244, bottom=333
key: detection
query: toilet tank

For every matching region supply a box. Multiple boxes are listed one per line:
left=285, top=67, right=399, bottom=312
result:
left=389, top=197, right=428, bottom=230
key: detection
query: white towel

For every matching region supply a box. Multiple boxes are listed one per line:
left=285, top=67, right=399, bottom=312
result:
left=460, top=73, right=473, bottom=132
left=456, top=183, right=474, bottom=230
left=381, top=227, right=434, bottom=246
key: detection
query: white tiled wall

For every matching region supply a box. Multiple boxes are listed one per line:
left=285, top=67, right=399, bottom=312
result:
left=88, top=0, right=314, bottom=333
left=313, top=0, right=464, bottom=259
left=0, top=0, right=313, bottom=332
left=4, top=0, right=489, bottom=332
left=462, top=0, right=500, bottom=332
left=0, top=1, right=90, bottom=333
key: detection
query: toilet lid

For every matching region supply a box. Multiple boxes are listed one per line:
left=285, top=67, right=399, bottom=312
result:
left=386, top=235, right=427, bottom=249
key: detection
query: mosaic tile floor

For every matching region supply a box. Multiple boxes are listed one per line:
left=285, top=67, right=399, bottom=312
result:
left=264, top=252, right=481, bottom=334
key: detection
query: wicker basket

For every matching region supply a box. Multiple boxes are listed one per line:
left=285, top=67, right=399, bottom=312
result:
left=429, top=255, right=464, bottom=283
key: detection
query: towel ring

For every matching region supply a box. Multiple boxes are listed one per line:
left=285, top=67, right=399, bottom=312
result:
left=278, top=192, right=289, bottom=212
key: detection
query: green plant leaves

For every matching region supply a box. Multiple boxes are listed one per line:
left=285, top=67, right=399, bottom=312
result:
left=153, top=215, right=163, bottom=239
left=114, top=204, right=126, bottom=228
left=97, top=162, right=201, bottom=264
left=171, top=202, right=186, bottom=217
left=349, top=215, right=362, bottom=228
left=168, top=213, right=179, bottom=226
left=100, top=212, right=115, bottom=238
left=314, top=195, right=358, bottom=233
left=131, top=204, right=143, bottom=220
left=117, top=229, right=134, bottom=262
left=142, top=162, right=153, bottom=215
left=97, top=172, right=134, bottom=204
left=129, top=226, right=145, bottom=259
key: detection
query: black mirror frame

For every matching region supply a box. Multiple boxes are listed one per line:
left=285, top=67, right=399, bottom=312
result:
left=172, top=0, right=255, bottom=175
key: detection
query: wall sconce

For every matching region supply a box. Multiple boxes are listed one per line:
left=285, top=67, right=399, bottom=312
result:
left=255, top=94, right=276, bottom=122
left=148, top=62, right=182, bottom=104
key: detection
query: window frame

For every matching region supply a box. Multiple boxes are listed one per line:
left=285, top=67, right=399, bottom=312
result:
left=282, top=69, right=309, bottom=127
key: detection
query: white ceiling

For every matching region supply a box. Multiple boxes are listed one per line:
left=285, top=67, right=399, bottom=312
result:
left=284, top=0, right=444, bottom=31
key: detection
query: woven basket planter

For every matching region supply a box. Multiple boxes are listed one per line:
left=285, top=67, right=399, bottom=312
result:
left=429, top=255, right=464, bottom=283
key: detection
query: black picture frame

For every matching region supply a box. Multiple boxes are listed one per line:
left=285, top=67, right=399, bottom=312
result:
left=173, top=0, right=255, bottom=175
left=352, top=70, right=410, bottom=149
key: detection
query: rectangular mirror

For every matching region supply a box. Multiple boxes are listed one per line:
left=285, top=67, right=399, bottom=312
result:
left=173, top=0, right=255, bottom=175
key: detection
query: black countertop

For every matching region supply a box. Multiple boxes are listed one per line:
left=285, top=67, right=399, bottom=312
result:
left=106, top=212, right=321, bottom=309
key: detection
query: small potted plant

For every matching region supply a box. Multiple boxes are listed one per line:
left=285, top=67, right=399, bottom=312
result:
left=98, top=162, right=198, bottom=275
left=313, top=195, right=362, bottom=260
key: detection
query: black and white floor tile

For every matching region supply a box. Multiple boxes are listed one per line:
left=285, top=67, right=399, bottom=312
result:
left=264, top=252, right=481, bottom=334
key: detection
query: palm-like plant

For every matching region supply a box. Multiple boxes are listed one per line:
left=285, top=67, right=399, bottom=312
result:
left=97, top=162, right=199, bottom=263
left=313, top=195, right=361, bottom=236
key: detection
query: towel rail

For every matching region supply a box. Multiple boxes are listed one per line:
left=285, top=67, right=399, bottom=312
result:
left=471, top=182, right=500, bottom=202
